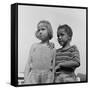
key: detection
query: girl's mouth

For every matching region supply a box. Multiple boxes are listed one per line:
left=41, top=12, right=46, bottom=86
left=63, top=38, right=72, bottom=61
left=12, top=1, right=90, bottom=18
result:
left=58, top=39, right=63, bottom=42
left=59, top=41, right=63, bottom=43
left=58, top=40, right=64, bottom=45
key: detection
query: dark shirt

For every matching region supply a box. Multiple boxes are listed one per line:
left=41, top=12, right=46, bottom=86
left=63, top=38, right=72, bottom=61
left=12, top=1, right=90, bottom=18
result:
left=55, top=45, right=80, bottom=75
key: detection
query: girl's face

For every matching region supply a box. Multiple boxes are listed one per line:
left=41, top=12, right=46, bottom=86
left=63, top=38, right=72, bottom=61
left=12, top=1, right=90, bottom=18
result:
left=37, top=23, right=49, bottom=41
left=57, top=28, right=70, bottom=47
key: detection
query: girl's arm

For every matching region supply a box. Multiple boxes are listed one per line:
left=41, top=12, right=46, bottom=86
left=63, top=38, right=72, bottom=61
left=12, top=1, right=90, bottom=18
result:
left=59, top=46, right=80, bottom=69
left=24, top=44, right=34, bottom=82
left=58, top=60, right=80, bottom=68
left=24, top=54, right=32, bottom=82
left=51, top=47, right=56, bottom=81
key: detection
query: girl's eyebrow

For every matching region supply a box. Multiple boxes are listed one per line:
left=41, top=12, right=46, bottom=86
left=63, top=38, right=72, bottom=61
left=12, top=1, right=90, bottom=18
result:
left=38, top=27, right=45, bottom=29
left=57, top=34, right=60, bottom=37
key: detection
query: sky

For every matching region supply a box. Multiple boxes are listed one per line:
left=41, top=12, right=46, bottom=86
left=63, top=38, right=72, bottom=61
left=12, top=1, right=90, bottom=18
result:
left=18, top=5, right=86, bottom=75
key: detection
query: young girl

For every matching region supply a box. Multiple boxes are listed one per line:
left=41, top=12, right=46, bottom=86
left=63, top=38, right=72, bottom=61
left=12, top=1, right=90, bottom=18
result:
left=55, top=24, right=80, bottom=83
left=24, top=20, right=56, bottom=84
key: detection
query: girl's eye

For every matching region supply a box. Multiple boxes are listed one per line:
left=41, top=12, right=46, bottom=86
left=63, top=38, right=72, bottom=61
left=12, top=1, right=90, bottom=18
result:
left=41, top=28, right=45, bottom=31
left=60, top=33, right=64, bottom=36
left=38, top=29, right=40, bottom=32
left=57, top=33, right=64, bottom=38
left=38, top=28, right=45, bottom=31
left=57, top=35, right=60, bottom=38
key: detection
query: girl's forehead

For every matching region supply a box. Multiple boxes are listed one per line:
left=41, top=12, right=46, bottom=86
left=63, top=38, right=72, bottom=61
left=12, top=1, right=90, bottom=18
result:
left=38, top=23, right=48, bottom=27
left=58, top=28, right=66, bottom=33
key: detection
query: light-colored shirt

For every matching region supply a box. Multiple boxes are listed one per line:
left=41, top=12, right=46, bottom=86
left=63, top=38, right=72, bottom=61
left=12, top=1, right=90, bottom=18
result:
left=28, top=43, right=56, bottom=70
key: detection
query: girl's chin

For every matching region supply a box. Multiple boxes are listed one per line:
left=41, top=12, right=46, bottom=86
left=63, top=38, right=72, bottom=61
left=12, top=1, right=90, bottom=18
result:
left=38, top=37, right=44, bottom=40
left=58, top=41, right=64, bottom=45
left=59, top=44, right=64, bottom=47
left=59, top=42, right=66, bottom=47
left=39, top=38, right=48, bottom=42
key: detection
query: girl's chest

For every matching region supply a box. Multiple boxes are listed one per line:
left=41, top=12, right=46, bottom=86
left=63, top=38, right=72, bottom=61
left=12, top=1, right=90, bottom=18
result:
left=32, top=46, right=53, bottom=59
left=55, top=50, right=73, bottom=63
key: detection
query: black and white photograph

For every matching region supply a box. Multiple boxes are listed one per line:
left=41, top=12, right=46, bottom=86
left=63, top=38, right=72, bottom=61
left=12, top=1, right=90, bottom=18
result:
left=11, top=3, right=88, bottom=86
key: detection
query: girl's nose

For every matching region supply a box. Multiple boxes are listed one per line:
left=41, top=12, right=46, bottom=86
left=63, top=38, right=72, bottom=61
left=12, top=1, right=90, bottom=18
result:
left=58, top=36, right=61, bottom=39
left=39, top=31, right=42, bottom=34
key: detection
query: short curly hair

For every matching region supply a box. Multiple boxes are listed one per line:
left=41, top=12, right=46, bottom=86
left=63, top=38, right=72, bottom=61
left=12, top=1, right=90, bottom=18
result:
left=35, top=20, right=53, bottom=40
left=57, top=24, right=73, bottom=40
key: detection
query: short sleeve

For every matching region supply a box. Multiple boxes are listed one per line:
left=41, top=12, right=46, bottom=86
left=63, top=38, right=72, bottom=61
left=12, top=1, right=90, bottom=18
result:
left=26, top=43, right=37, bottom=67
left=71, top=45, right=80, bottom=65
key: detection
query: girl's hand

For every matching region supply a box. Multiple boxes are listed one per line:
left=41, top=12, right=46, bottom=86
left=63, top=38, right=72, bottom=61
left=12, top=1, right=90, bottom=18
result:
left=55, top=65, right=60, bottom=71
left=49, top=42, right=54, bottom=49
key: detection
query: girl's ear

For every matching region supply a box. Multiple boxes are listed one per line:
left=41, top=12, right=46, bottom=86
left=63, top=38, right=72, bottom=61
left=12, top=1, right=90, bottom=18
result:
left=35, top=30, right=39, bottom=38
left=68, top=36, right=71, bottom=41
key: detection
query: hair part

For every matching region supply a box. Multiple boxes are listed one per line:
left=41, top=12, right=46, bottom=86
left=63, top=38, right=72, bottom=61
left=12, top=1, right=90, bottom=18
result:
left=35, top=20, right=53, bottom=40
left=57, top=24, right=73, bottom=40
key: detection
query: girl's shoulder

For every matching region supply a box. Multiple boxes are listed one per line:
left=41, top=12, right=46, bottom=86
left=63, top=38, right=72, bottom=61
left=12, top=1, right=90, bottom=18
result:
left=31, top=42, right=55, bottom=50
left=49, top=42, right=55, bottom=49
left=69, top=45, right=79, bottom=52
left=56, top=45, right=79, bottom=52
left=30, top=43, right=40, bottom=49
left=29, top=43, right=40, bottom=53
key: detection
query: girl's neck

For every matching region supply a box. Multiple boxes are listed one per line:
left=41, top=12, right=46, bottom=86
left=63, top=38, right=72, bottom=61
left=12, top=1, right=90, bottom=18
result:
left=40, top=40, right=49, bottom=44
left=62, top=42, right=70, bottom=50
